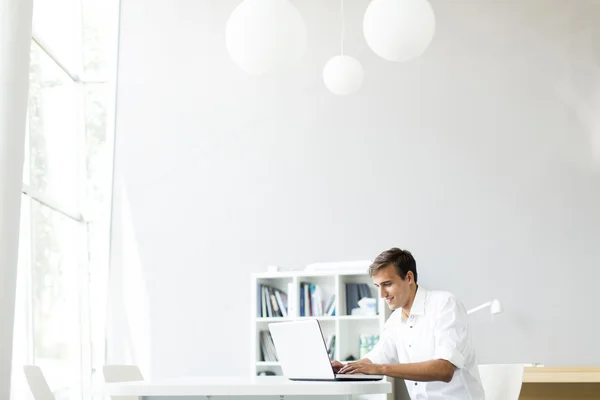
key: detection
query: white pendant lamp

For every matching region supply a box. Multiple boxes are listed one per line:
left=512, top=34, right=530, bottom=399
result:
left=226, top=0, right=307, bottom=75
left=323, top=56, right=364, bottom=95
left=363, top=0, right=436, bottom=62
left=323, top=0, right=364, bottom=95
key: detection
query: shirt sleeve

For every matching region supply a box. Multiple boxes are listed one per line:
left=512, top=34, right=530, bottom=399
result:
left=364, top=319, right=398, bottom=364
left=433, top=295, right=469, bottom=369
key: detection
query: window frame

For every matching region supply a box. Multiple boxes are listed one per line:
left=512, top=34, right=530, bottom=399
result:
left=16, top=0, right=119, bottom=396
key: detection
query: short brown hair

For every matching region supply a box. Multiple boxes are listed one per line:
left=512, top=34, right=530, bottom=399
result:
left=368, top=248, right=418, bottom=283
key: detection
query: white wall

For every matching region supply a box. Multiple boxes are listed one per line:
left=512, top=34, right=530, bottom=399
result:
left=109, top=0, right=600, bottom=379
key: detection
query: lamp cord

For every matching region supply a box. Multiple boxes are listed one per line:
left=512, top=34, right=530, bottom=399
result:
left=340, top=0, right=345, bottom=55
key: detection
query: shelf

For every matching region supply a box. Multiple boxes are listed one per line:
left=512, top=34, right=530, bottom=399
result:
left=252, top=269, right=392, bottom=399
left=256, top=317, right=293, bottom=322
left=337, top=315, right=380, bottom=321
left=253, top=270, right=376, bottom=279
left=257, top=316, right=380, bottom=322
left=256, top=361, right=281, bottom=367
left=296, top=316, right=337, bottom=321
left=257, top=315, right=382, bottom=323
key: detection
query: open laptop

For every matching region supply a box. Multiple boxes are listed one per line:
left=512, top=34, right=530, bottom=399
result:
left=268, top=319, right=384, bottom=381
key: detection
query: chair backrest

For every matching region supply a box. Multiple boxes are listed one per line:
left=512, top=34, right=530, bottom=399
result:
left=478, top=364, right=524, bottom=400
left=103, top=365, right=144, bottom=400
left=23, top=365, right=55, bottom=400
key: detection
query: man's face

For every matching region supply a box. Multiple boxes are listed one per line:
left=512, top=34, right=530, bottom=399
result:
left=372, top=264, right=413, bottom=311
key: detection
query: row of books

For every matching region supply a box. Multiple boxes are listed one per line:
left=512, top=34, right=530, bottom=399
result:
left=257, top=284, right=289, bottom=318
left=256, top=282, right=374, bottom=318
left=300, top=282, right=336, bottom=316
left=259, top=330, right=278, bottom=361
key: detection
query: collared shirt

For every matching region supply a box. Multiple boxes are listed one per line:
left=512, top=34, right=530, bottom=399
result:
left=364, top=286, right=485, bottom=400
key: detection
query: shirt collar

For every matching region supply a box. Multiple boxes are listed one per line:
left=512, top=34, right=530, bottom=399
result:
left=409, top=285, right=427, bottom=316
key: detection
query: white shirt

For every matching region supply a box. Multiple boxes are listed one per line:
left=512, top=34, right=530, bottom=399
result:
left=364, top=286, right=485, bottom=400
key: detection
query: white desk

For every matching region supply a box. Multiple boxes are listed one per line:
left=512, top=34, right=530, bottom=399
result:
left=102, top=376, right=392, bottom=400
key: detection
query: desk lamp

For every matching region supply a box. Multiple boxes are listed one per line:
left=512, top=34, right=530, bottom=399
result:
left=467, top=299, right=503, bottom=316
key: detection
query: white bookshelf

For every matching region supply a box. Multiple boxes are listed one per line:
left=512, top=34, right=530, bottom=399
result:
left=251, top=270, right=394, bottom=400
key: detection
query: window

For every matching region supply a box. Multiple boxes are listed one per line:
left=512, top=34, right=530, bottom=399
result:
left=28, top=41, right=81, bottom=212
left=31, top=201, right=87, bottom=399
left=12, top=0, right=119, bottom=399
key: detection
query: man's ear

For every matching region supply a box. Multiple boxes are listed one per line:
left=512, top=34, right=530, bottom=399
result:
left=406, top=271, right=415, bottom=285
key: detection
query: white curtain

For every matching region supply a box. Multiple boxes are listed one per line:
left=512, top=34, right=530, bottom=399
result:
left=0, top=0, right=34, bottom=399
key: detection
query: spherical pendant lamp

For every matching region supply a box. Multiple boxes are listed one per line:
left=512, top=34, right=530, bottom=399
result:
left=322, top=0, right=364, bottom=95
left=323, top=55, right=364, bottom=95
left=226, top=0, right=307, bottom=75
left=363, top=0, right=436, bottom=62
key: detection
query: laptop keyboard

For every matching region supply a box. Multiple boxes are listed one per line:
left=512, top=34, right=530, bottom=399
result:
left=335, top=374, right=383, bottom=380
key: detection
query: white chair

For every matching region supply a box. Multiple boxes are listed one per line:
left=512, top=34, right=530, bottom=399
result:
left=23, top=365, right=55, bottom=400
left=478, top=364, right=524, bottom=400
left=103, top=365, right=144, bottom=400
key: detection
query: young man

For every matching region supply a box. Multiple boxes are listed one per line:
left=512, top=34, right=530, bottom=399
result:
left=333, top=248, right=485, bottom=400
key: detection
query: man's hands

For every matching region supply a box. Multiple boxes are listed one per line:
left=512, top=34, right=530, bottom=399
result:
left=332, top=359, right=456, bottom=381
left=339, top=361, right=383, bottom=375
left=331, top=359, right=382, bottom=375
left=331, top=360, right=344, bottom=373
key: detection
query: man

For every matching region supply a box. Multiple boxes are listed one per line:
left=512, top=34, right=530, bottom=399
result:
left=333, top=248, right=484, bottom=400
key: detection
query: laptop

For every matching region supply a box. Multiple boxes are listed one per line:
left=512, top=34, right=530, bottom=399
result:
left=268, top=319, right=384, bottom=381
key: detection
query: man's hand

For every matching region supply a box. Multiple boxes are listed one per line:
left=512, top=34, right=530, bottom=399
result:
left=338, top=361, right=383, bottom=375
left=331, top=360, right=344, bottom=373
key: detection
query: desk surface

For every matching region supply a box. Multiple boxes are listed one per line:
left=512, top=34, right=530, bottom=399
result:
left=102, top=376, right=392, bottom=396
left=523, top=367, right=600, bottom=383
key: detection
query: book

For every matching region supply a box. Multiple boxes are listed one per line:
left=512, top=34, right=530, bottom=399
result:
left=257, top=284, right=289, bottom=318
